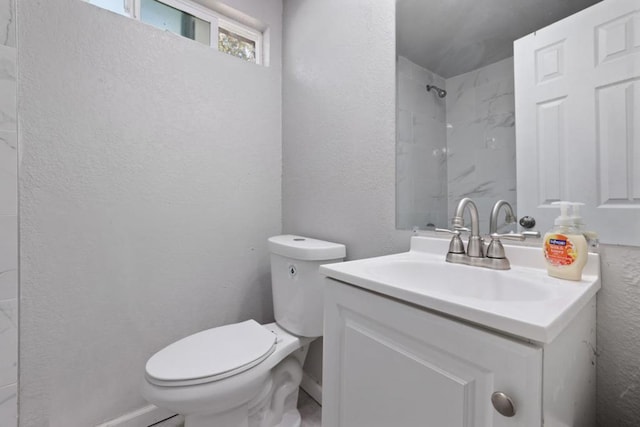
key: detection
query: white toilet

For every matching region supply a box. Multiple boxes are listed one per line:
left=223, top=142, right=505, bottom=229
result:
left=141, top=235, right=345, bottom=427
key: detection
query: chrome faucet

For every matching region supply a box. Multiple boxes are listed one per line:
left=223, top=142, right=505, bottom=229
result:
left=437, top=199, right=540, bottom=270
left=487, top=200, right=540, bottom=268
left=451, top=197, right=483, bottom=257
left=489, top=200, right=517, bottom=235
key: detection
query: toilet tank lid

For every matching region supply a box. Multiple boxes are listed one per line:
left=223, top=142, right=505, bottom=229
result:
left=268, top=235, right=346, bottom=261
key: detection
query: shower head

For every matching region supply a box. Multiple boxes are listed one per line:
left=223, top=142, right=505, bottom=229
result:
left=426, top=84, right=447, bottom=98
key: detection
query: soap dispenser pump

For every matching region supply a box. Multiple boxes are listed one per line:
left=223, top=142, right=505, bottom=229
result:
left=543, top=201, right=588, bottom=281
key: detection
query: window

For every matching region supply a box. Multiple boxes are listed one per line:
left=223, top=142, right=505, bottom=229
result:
left=140, top=0, right=212, bottom=46
left=218, top=24, right=257, bottom=63
left=88, top=0, right=130, bottom=16
left=86, top=0, right=264, bottom=64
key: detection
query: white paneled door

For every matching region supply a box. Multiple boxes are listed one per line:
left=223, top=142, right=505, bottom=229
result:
left=515, top=0, right=640, bottom=246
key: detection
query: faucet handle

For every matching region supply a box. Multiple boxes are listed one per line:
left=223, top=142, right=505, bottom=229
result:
left=435, top=228, right=466, bottom=254
left=490, top=231, right=541, bottom=241
left=522, top=231, right=541, bottom=238
left=436, top=226, right=471, bottom=233
left=435, top=228, right=460, bottom=236
left=487, top=231, right=540, bottom=259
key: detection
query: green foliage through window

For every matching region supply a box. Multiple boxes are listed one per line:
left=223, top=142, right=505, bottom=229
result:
left=218, top=27, right=256, bottom=63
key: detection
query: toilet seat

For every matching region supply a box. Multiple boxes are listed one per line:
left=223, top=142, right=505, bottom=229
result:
left=145, top=320, right=277, bottom=387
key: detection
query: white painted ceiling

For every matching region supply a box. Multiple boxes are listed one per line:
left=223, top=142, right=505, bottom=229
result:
left=396, top=0, right=601, bottom=78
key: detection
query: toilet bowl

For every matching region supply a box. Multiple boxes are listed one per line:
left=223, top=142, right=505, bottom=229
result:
left=142, top=322, right=311, bottom=427
left=141, top=235, right=345, bottom=427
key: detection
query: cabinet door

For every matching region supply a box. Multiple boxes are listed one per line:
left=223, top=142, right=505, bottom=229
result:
left=515, top=0, right=640, bottom=246
left=323, top=279, right=542, bottom=427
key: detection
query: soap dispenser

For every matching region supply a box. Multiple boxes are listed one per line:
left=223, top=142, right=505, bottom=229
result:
left=543, top=201, right=588, bottom=281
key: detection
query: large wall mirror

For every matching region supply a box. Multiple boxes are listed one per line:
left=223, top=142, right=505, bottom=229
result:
left=395, top=0, right=601, bottom=235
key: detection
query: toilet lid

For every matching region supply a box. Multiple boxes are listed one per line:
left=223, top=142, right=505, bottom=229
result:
left=145, top=320, right=277, bottom=385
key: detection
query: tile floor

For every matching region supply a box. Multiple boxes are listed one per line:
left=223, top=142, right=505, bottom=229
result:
left=152, top=388, right=322, bottom=427
left=297, top=389, right=322, bottom=427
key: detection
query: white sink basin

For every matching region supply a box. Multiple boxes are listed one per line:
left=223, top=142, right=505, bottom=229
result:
left=364, top=258, right=554, bottom=302
left=320, top=236, right=600, bottom=343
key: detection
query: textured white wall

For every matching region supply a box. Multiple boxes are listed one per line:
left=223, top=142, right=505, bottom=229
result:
left=282, top=0, right=409, bottom=390
left=282, top=0, right=409, bottom=260
left=0, top=0, right=16, bottom=425
left=596, top=244, right=640, bottom=426
left=282, top=1, right=640, bottom=425
left=18, top=0, right=282, bottom=425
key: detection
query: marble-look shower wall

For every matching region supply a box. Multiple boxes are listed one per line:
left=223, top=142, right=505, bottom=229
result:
left=0, top=0, right=17, bottom=425
left=445, top=57, right=517, bottom=233
left=396, top=56, right=447, bottom=229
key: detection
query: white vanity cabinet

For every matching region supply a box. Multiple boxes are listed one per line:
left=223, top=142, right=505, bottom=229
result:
left=322, top=277, right=597, bottom=427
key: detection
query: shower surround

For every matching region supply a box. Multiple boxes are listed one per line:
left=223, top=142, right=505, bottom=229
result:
left=396, top=55, right=517, bottom=233
left=396, top=55, right=448, bottom=229
left=445, top=57, right=517, bottom=233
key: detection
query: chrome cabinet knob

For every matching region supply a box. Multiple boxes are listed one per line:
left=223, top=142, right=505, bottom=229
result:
left=491, top=391, right=516, bottom=417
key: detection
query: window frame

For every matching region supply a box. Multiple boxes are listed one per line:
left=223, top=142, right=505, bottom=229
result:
left=120, top=0, right=263, bottom=64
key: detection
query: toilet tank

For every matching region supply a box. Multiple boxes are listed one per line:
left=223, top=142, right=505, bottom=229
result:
left=268, top=235, right=345, bottom=338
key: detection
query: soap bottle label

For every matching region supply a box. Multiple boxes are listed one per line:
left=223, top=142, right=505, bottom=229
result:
left=544, top=234, right=577, bottom=266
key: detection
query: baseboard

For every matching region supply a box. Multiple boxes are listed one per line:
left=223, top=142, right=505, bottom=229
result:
left=97, top=376, right=318, bottom=427
left=95, top=404, right=176, bottom=427
left=300, top=372, right=322, bottom=405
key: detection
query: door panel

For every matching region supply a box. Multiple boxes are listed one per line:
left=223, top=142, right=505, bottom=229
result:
left=516, top=0, right=640, bottom=245
left=323, top=279, right=542, bottom=427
